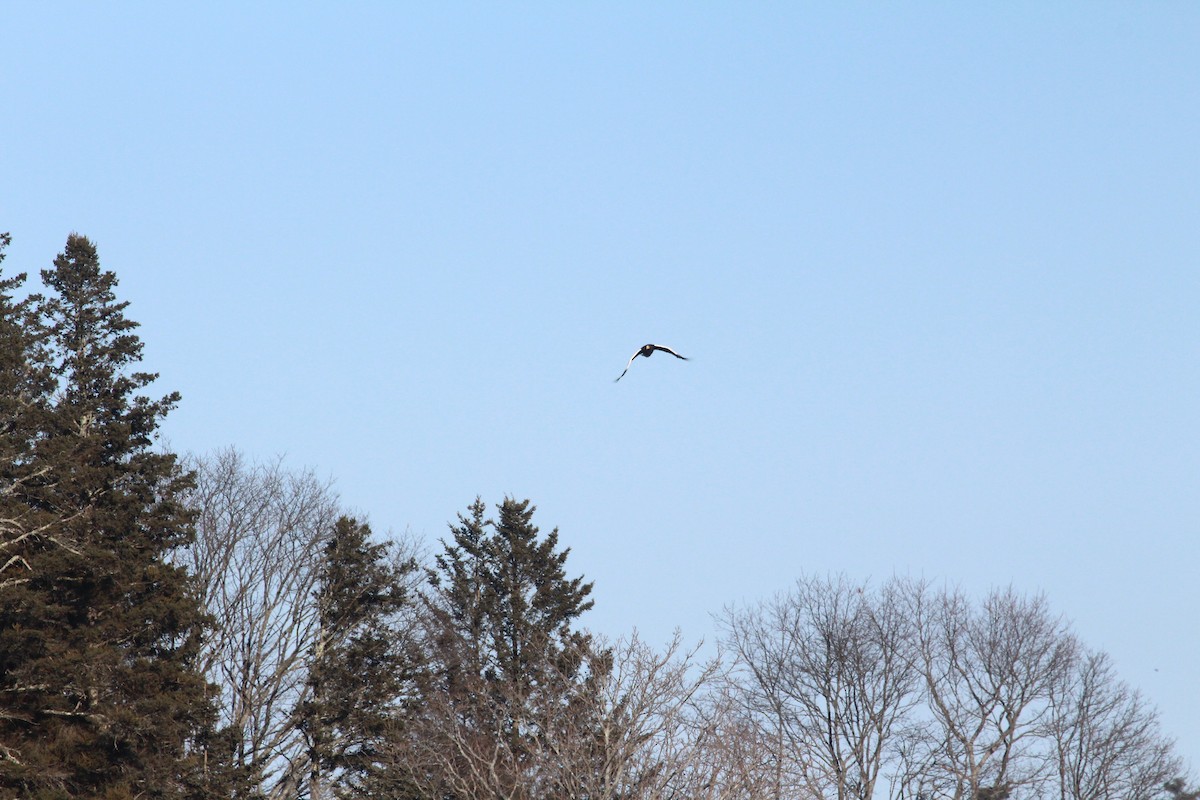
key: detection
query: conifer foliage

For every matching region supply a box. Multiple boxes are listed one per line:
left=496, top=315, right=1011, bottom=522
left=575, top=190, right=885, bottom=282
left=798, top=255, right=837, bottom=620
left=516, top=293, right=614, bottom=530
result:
left=431, top=497, right=595, bottom=704
left=400, top=497, right=602, bottom=799
left=301, top=516, right=420, bottom=800
left=0, top=233, right=55, bottom=596
left=0, top=235, right=225, bottom=798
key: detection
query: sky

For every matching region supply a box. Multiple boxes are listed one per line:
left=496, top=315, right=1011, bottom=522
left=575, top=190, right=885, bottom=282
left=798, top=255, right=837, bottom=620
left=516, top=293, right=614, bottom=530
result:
left=2, top=2, right=1197, bottom=766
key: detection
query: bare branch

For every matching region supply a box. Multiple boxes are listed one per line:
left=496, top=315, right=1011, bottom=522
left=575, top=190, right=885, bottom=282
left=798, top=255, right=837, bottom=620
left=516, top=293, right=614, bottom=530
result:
left=174, top=447, right=342, bottom=799
left=719, top=574, right=921, bottom=800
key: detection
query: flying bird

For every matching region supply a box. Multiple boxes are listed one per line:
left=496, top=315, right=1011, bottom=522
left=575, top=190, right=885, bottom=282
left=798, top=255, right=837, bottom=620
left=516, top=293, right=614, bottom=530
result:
left=615, top=343, right=689, bottom=382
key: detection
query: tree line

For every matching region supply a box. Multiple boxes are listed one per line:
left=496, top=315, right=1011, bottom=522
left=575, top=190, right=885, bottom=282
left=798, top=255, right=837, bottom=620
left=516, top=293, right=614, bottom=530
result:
left=0, top=233, right=1193, bottom=799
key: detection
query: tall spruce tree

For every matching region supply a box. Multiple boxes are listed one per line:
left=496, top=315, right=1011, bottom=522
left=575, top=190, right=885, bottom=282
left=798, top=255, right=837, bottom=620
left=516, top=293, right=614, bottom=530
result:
left=407, top=497, right=600, bottom=798
left=0, top=231, right=54, bottom=777
left=0, top=235, right=226, bottom=798
left=0, top=232, right=55, bottom=586
left=431, top=497, right=594, bottom=706
left=300, top=516, right=420, bottom=800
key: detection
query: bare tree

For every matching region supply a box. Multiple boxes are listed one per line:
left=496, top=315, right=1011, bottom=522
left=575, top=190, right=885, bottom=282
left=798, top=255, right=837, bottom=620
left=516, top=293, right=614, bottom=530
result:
left=898, top=584, right=1078, bottom=800
left=175, top=448, right=342, bottom=799
left=1047, top=649, right=1181, bottom=800
left=719, top=574, right=922, bottom=800
left=690, top=679, right=794, bottom=800
left=556, top=630, right=724, bottom=800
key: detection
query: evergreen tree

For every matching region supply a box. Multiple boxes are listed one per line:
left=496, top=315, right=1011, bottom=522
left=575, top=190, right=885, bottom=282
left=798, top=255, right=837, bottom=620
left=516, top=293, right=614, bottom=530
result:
left=0, top=235, right=228, bottom=798
left=300, top=516, right=420, bottom=800
left=406, top=497, right=600, bottom=798
left=0, top=231, right=55, bottom=595
left=431, top=497, right=594, bottom=708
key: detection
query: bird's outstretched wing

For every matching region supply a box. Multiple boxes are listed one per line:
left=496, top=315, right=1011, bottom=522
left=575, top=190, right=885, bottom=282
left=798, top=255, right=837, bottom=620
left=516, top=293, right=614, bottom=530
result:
left=650, top=344, right=688, bottom=360
left=614, top=351, right=640, bottom=382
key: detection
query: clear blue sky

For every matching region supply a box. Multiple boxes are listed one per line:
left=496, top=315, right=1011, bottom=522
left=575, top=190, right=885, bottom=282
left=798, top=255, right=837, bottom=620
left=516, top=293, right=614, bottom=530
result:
left=3, top=3, right=1197, bottom=764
